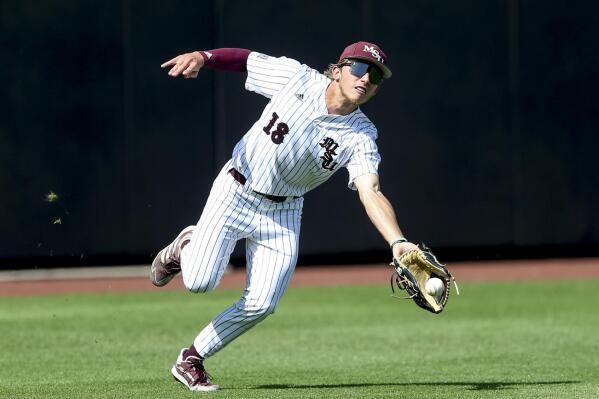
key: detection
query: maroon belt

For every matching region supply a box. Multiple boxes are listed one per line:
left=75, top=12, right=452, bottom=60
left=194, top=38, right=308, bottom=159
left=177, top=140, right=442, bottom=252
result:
left=228, top=168, right=299, bottom=203
left=228, top=168, right=247, bottom=185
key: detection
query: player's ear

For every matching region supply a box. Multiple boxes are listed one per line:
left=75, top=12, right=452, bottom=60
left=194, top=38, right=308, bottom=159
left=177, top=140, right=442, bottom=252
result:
left=332, top=65, right=342, bottom=82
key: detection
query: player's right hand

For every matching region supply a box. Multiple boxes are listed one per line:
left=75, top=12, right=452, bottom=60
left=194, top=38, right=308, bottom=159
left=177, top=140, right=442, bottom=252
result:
left=161, top=51, right=205, bottom=78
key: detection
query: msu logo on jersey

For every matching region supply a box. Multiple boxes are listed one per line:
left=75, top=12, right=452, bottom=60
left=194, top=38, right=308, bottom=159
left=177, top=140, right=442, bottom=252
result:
left=319, top=137, right=339, bottom=171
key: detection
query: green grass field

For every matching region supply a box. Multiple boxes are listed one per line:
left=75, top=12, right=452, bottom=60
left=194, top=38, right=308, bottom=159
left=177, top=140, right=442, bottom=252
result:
left=1, top=280, right=598, bottom=398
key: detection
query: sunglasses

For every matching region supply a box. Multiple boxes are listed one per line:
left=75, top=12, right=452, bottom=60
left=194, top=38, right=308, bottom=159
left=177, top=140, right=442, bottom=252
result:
left=341, top=59, right=384, bottom=85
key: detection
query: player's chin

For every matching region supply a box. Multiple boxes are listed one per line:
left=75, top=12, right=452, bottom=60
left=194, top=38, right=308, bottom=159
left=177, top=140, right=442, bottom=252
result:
left=355, top=93, right=375, bottom=106
left=353, top=89, right=375, bottom=105
left=348, top=93, right=364, bottom=106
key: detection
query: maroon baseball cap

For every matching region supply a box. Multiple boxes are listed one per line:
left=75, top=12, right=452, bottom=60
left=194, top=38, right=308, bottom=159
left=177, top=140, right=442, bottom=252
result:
left=338, top=41, right=392, bottom=79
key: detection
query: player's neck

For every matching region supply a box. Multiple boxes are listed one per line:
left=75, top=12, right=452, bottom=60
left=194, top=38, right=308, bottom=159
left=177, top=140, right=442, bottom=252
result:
left=325, top=82, right=358, bottom=116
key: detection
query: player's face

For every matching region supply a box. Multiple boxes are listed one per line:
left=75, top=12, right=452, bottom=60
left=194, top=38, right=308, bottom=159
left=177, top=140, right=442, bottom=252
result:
left=334, top=59, right=382, bottom=105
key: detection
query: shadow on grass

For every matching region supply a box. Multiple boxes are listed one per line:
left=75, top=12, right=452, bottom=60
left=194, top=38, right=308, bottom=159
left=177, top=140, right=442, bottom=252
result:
left=254, top=380, right=579, bottom=391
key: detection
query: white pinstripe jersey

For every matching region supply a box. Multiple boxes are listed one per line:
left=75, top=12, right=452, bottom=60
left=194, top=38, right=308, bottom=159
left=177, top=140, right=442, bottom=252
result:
left=230, top=51, right=381, bottom=197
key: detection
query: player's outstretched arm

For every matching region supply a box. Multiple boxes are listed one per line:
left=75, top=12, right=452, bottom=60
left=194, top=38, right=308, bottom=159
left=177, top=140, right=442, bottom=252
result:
left=161, top=48, right=252, bottom=79
left=161, top=51, right=205, bottom=78
left=354, top=173, right=418, bottom=258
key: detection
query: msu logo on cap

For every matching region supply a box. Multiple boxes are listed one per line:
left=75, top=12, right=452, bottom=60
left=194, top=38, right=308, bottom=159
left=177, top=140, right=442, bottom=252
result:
left=338, top=41, right=392, bottom=78
left=362, top=45, right=383, bottom=63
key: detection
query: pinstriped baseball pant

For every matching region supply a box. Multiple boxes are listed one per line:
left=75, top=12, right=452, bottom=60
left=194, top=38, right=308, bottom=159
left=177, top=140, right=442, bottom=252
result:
left=180, top=161, right=303, bottom=358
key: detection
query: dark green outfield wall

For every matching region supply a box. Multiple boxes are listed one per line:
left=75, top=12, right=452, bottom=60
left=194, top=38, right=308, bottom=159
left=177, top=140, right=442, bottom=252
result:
left=1, top=1, right=598, bottom=266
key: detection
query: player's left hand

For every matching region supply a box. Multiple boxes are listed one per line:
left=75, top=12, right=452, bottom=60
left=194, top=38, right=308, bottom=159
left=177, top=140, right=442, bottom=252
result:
left=391, top=241, right=418, bottom=259
left=390, top=244, right=458, bottom=313
left=161, top=51, right=205, bottom=78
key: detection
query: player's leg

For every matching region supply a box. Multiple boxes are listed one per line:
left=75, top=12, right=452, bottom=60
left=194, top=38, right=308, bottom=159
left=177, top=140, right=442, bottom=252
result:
left=151, top=161, right=254, bottom=291
left=179, top=170, right=256, bottom=293
left=170, top=167, right=264, bottom=392
left=150, top=167, right=237, bottom=288
left=190, top=204, right=302, bottom=358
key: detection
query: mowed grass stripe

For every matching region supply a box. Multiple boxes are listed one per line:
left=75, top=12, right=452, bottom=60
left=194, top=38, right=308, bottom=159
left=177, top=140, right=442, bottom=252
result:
left=0, top=280, right=597, bottom=398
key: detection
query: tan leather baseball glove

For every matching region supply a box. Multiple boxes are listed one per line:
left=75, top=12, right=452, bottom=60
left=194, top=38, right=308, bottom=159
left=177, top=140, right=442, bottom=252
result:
left=390, top=244, right=459, bottom=314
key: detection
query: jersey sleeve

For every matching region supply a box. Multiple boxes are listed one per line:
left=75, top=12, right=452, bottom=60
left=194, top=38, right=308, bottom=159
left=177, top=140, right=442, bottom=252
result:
left=345, top=133, right=382, bottom=190
left=245, top=52, right=302, bottom=99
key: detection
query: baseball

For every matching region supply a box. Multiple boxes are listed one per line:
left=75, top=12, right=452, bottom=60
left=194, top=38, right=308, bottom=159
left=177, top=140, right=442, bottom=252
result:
left=425, top=278, right=444, bottom=297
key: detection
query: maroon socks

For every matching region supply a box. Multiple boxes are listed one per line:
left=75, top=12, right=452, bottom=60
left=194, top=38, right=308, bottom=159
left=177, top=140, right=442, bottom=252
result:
left=183, top=345, right=203, bottom=360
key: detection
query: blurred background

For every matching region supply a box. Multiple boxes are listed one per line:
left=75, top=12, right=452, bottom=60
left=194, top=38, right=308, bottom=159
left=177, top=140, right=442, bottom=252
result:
left=1, top=0, right=598, bottom=270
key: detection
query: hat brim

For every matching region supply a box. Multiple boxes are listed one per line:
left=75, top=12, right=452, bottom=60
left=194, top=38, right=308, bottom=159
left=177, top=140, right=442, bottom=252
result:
left=345, top=55, right=392, bottom=79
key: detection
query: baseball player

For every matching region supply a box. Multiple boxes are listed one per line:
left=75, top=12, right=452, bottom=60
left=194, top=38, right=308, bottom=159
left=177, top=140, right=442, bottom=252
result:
left=152, top=41, right=418, bottom=392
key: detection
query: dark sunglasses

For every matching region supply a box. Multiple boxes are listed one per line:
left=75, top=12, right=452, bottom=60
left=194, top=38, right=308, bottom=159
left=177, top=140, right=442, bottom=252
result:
left=341, top=59, right=384, bottom=85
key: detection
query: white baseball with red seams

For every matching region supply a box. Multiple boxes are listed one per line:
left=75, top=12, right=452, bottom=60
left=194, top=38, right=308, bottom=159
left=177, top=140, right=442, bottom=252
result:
left=426, top=277, right=444, bottom=297
left=180, top=52, right=382, bottom=358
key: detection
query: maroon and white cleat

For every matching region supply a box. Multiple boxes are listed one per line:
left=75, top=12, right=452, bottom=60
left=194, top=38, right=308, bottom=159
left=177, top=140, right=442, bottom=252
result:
left=150, top=226, right=194, bottom=287
left=171, top=348, right=219, bottom=392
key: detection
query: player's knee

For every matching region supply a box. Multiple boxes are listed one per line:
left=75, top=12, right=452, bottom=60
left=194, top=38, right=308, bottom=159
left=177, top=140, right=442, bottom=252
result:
left=183, top=276, right=216, bottom=294
left=242, top=302, right=277, bottom=319
left=257, top=305, right=276, bottom=317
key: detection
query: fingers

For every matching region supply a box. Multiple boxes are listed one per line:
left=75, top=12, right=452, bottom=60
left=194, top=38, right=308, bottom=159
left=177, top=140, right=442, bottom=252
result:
left=182, top=61, right=199, bottom=78
left=160, top=54, right=182, bottom=68
left=161, top=53, right=201, bottom=77
left=160, top=55, right=186, bottom=77
left=167, top=65, right=183, bottom=76
left=168, top=61, right=188, bottom=77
